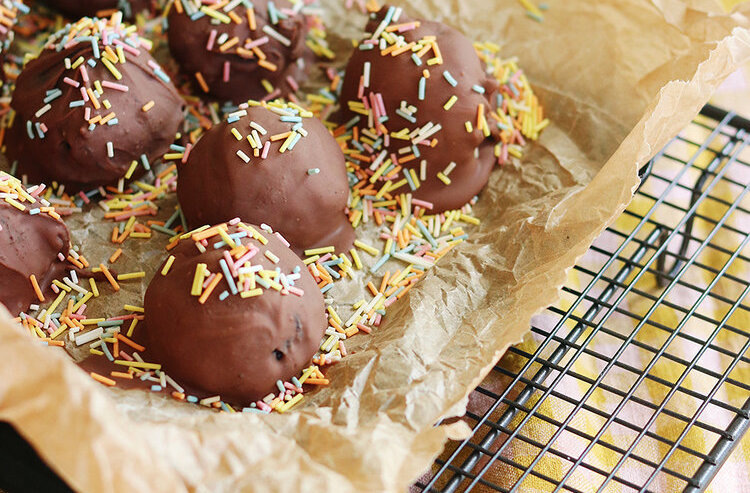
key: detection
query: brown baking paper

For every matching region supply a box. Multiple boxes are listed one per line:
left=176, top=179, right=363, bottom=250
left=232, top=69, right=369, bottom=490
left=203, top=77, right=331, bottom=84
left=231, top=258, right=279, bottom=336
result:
left=2, top=0, right=750, bottom=491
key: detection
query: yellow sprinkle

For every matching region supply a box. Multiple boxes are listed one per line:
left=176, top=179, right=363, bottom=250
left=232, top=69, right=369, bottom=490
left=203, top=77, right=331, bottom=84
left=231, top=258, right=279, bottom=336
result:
left=52, top=280, right=71, bottom=292
left=124, top=304, right=144, bottom=313
left=90, top=349, right=104, bottom=356
left=44, top=292, right=66, bottom=321
left=277, top=393, right=304, bottom=413
left=80, top=318, right=105, bottom=325
left=305, top=246, right=335, bottom=256
left=240, top=288, right=263, bottom=298
left=443, top=95, right=458, bottom=110
left=49, top=324, right=68, bottom=340
left=89, top=278, right=99, bottom=297
left=278, top=131, right=298, bottom=153
left=264, top=250, right=280, bottom=263
left=101, top=58, right=122, bottom=80
left=142, top=100, right=155, bottom=112
left=218, top=228, right=237, bottom=248
left=437, top=172, right=452, bottom=185
left=231, top=128, right=243, bottom=141
left=5, top=197, right=25, bottom=211
left=72, top=292, right=93, bottom=313
left=127, top=318, right=138, bottom=338
left=349, top=248, right=363, bottom=270
left=460, top=213, right=481, bottom=225
left=124, top=161, right=139, bottom=180
left=161, top=255, right=176, bottom=275
left=354, top=240, right=379, bottom=256
left=465, top=121, right=474, bottom=132
left=191, top=263, right=207, bottom=296
left=114, top=360, right=161, bottom=370
left=117, top=271, right=145, bottom=281
left=129, top=232, right=152, bottom=239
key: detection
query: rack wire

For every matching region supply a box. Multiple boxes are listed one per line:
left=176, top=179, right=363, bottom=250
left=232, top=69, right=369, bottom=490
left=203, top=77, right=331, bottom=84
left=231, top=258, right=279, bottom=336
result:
left=414, top=105, right=750, bottom=493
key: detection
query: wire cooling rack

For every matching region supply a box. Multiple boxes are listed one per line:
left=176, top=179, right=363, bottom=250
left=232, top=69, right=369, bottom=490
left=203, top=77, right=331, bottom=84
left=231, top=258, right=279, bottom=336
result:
left=414, top=104, right=750, bottom=493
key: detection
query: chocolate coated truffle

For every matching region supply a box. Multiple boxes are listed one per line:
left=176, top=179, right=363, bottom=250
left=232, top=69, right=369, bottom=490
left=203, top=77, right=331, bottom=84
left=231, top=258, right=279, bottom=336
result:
left=167, top=0, right=317, bottom=103
left=0, top=174, right=73, bottom=316
left=42, top=0, right=152, bottom=19
left=144, top=221, right=326, bottom=404
left=337, top=6, right=501, bottom=213
left=177, top=102, right=354, bottom=257
left=6, top=15, right=184, bottom=190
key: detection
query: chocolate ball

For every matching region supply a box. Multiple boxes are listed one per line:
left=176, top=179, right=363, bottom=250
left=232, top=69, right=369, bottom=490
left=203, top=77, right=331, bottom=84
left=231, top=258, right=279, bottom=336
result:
left=144, top=221, right=326, bottom=404
left=167, top=0, right=312, bottom=103
left=337, top=6, right=501, bottom=213
left=0, top=175, right=72, bottom=316
left=6, top=15, right=184, bottom=190
left=177, top=102, right=354, bottom=257
left=42, top=0, right=153, bottom=18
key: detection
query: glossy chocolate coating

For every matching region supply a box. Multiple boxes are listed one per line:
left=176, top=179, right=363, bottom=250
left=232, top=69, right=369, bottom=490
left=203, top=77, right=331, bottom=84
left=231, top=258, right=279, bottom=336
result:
left=5, top=18, right=184, bottom=190
left=144, top=223, right=326, bottom=404
left=177, top=104, right=354, bottom=257
left=0, top=202, right=71, bottom=316
left=337, top=7, right=501, bottom=213
left=41, top=0, right=153, bottom=18
left=167, top=0, right=310, bottom=103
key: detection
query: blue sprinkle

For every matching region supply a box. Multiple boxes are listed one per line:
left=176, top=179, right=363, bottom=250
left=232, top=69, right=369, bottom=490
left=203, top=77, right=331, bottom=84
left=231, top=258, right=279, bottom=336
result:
left=418, top=77, right=426, bottom=101
left=219, top=290, right=229, bottom=301
left=291, top=377, right=301, bottom=388
left=443, top=70, right=458, bottom=87
left=107, top=119, right=119, bottom=126
left=358, top=43, right=375, bottom=51
left=276, top=380, right=285, bottom=393
left=87, top=58, right=97, bottom=67
left=417, top=221, right=438, bottom=248
left=219, top=259, right=238, bottom=295
left=411, top=53, right=422, bottom=66
left=320, top=283, right=334, bottom=294
left=35, top=122, right=44, bottom=139
left=140, top=154, right=151, bottom=171
left=370, top=253, right=391, bottom=274
left=26, top=121, right=34, bottom=139
left=471, top=84, right=486, bottom=94
left=100, top=342, right=114, bottom=361
left=170, top=144, right=186, bottom=152
left=151, top=385, right=163, bottom=392
left=280, top=115, right=302, bottom=123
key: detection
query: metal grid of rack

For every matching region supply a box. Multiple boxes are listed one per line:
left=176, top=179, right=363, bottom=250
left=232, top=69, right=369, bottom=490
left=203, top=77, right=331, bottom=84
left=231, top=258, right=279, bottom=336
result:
left=415, top=105, right=750, bottom=493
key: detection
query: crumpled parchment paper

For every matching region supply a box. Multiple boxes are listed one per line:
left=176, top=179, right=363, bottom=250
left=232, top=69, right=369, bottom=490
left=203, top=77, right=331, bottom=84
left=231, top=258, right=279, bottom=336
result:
left=2, top=0, right=750, bottom=491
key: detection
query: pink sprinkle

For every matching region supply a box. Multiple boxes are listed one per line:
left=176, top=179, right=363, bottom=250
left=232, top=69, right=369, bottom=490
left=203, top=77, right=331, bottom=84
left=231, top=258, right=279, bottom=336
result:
left=274, top=232, right=290, bottom=247
left=285, top=75, right=299, bottom=92
left=112, top=38, right=140, bottom=56
left=63, top=77, right=80, bottom=88
left=383, top=133, right=390, bottom=147
left=223, top=61, right=230, bottom=82
left=318, top=253, right=333, bottom=263
left=119, top=351, right=134, bottom=361
left=77, top=191, right=90, bottom=204
left=206, top=29, right=217, bottom=51
left=385, top=297, right=397, bottom=307
left=181, top=143, right=193, bottom=163
left=261, top=89, right=281, bottom=102
left=223, top=251, right=237, bottom=276
left=79, top=66, right=89, bottom=83
left=243, top=278, right=251, bottom=291
left=256, top=401, right=272, bottom=412
left=39, top=123, right=48, bottom=133
left=200, top=239, right=208, bottom=247
left=235, top=247, right=258, bottom=267
left=107, top=314, right=137, bottom=321
left=287, top=286, right=305, bottom=297
left=84, top=107, right=91, bottom=120
left=203, top=273, right=217, bottom=289
left=101, top=81, right=129, bottom=92
left=339, top=341, right=347, bottom=356
left=261, top=141, right=270, bottom=159
left=376, top=93, right=387, bottom=117
left=398, top=22, right=419, bottom=32
left=412, top=199, right=433, bottom=210
left=245, top=36, right=270, bottom=49
left=147, top=60, right=160, bottom=71
left=75, top=304, right=87, bottom=315
left=80, top=87, right=89, bottom=102
left=390, top=153, right=399, bottom=166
